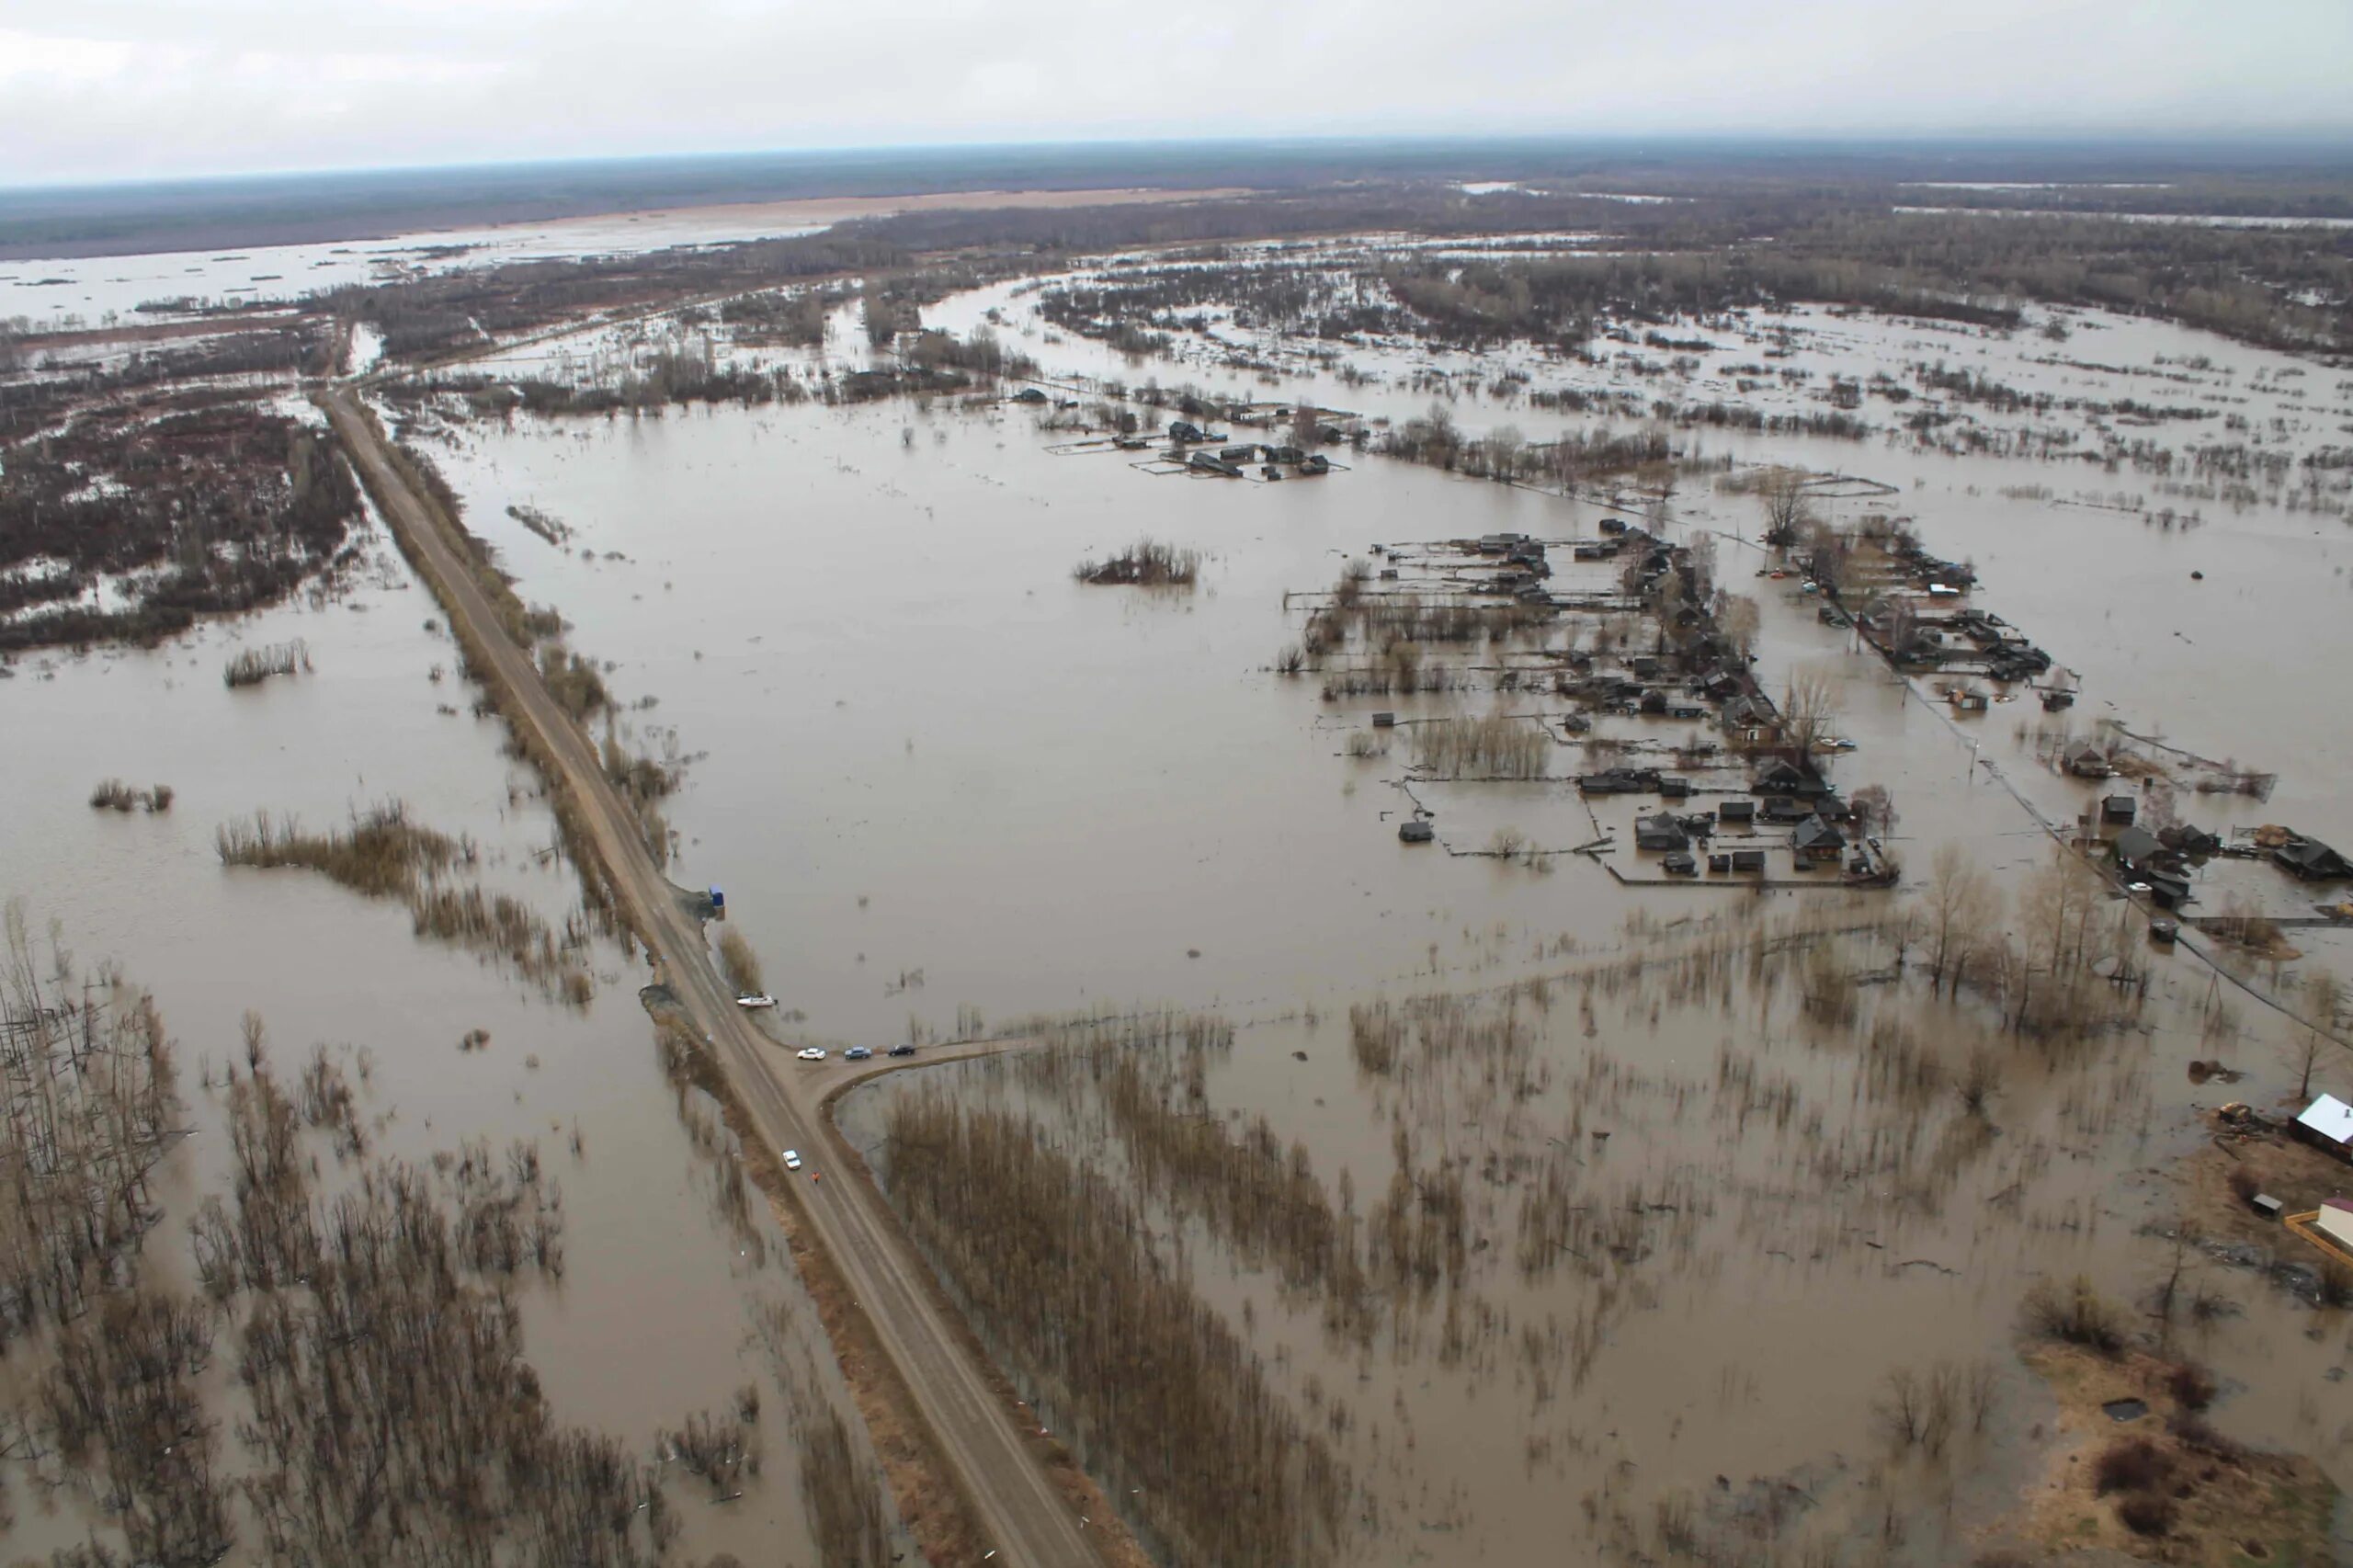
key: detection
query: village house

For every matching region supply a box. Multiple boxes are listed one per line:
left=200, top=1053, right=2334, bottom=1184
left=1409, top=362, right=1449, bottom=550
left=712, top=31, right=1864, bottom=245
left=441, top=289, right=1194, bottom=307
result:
left=1791, top=814, right=1846, bottom=863
left=2065, top=743, right=2111, bottom=778
left=1577, top=767, right=1661, bottom=796
left=2102, top=794, right=2138, bottom=825
left=2275, top=836, right=2353, bottom=881
left=1635, top=812, right=1689, bottom=852
left=2111, top=824, right=2165, bottom=873
left=1750, top=759, right=1822, bottom=797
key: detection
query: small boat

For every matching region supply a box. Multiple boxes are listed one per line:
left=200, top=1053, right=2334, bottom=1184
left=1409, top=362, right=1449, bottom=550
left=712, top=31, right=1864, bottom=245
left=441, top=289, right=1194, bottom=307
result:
left=735, top=994, right=778, bottom=1009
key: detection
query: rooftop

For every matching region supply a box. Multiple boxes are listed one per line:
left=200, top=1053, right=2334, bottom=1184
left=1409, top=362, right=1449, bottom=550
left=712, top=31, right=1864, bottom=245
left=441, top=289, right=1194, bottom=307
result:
left=2297, top=1094, right=2353, bottom=1147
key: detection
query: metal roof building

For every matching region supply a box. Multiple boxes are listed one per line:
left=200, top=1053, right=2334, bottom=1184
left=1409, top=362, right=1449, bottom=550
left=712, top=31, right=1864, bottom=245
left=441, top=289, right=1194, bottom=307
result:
left=2295, top=1093, right=2353, bottom=1153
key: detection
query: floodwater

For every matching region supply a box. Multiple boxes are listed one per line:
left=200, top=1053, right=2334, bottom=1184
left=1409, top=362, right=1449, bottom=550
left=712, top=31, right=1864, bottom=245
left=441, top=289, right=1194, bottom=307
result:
left=0, top=498, right=868, bottom=1561
left=395, top=270, right=2353, bottom=1557
left=0, top=205, right=828, bottom=331
left=16, top=225, right=2353, bottom=1562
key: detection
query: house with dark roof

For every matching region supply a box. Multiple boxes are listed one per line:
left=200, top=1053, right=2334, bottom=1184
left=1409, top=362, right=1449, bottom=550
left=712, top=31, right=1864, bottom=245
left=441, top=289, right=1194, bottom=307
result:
left=1791, top=814, right=1846, bottom=862
left=1635, top=812, right=1689, bottom=852
left=1751, top=759, right=1821, bottom=797
left=2065, top=744, right=2111, bottom=778
left=2101, top=794, right=2138, bottom=825
left=1716, top=800, right=1756, bottom=825
left=1577, top=767, right=1660, bottom=796
left=2112, top=824, right=2165, bottom=871
left=2276, top=838, right=2353, bottom=881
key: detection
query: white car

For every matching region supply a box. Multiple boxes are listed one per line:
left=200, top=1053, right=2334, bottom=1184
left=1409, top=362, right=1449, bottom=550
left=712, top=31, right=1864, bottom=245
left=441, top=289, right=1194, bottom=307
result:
left=736, top=994, right=778, bottom=1009
left=794, top=1047, right=827, bottom=1062
left=782, top=1149, right=801, bottom=1171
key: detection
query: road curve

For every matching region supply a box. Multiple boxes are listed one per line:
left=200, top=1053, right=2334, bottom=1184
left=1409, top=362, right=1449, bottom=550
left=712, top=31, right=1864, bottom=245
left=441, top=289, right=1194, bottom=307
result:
left=320, top=389, right=1100, bottom=1568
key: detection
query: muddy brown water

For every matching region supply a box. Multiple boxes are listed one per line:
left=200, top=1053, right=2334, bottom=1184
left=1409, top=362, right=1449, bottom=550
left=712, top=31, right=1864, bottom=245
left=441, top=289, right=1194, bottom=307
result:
left=13, top=245, right=2353, bottom=1561
left=0, top=511, right=860, bottom=1562
left=404, top=292, right=2353, bottom=1560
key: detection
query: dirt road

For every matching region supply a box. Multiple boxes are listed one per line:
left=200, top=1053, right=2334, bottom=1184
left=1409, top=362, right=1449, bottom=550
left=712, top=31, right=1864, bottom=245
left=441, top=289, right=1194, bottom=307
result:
left=320, top=388, right=1101, bottom=1567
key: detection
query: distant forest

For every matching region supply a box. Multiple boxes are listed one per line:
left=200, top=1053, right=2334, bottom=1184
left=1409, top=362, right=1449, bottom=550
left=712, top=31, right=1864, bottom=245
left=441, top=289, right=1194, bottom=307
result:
left=5, top=134, right=2353, bottom=257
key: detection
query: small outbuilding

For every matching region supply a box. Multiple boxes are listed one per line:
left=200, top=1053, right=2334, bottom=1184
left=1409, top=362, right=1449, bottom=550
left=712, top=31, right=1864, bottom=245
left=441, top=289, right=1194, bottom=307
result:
left=2102, top=794, right=2138, bottom=825
left=2311, top=1199, right=2353, bottom=1254
left=1399, top=819, right=1435, bottom=844
left=2293, top=1094, right=2353, bottom=1164
left=1731, top=848, right=1767, bottom=874
left=1716, top=800, right=1756, bottom=825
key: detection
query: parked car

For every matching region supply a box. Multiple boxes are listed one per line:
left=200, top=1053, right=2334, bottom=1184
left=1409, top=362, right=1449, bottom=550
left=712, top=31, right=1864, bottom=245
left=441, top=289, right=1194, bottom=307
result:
left=845, top=1046, right=872, bottom=1061
left=888, top=1044, right=917, bottom=1057
left=781, top=1149, right=801, bottom=1170
left=794, top=1047, right=827, bottom=1062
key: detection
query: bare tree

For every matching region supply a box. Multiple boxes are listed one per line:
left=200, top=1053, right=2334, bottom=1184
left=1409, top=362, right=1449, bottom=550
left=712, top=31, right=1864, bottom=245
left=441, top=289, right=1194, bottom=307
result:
left=1759, top=468, right=1812, bottom=547
left=2021, top=848, right=2103, bottom=978
left=1686, top=532, right=1718, bottom=601
left=1923, top=844, right=1995, bottom=996
left=1289, top=399, right=1319, bottom=451
left=2297, top=967, right=2339, bottom=1098
left=1716, top=592, right=1760, bottom=658
left=1847, top=784, right=1895, bottom=837
left=1482, top=424, right=1525, bottom=480
left=1779, top=670, right=1838, bottom=759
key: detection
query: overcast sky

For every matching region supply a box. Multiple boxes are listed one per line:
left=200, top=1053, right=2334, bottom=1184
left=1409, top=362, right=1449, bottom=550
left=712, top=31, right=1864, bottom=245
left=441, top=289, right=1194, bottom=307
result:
left=6, top=0, right=2350, bottom=186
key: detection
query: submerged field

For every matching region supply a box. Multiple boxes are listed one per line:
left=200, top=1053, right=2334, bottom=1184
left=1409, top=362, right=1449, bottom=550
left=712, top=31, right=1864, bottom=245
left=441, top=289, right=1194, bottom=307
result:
left=390, top=271, right=2353, bottom=1561
left=6, top=179, right=2353, bottom=1565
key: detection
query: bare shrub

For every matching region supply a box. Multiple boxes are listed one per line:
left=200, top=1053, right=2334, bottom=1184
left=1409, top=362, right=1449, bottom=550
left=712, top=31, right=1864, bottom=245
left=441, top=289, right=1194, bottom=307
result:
left=223, top=638, right=312, bottom=688
left=1412, top=713, right=1546, bottom=778
left=2023, top=1275, right=2129, bottom=1355
left=2117, top=1492, right=2176, bottom=1537
left=718, top=928, right=764, bottom=997
left=1074, top=538, right=1199, bottom=587
left=2165, top=1361, right=2216, bottom=1412
left=881, top=1087, right=1345, bottom=1566
left=2093, top=1437, right=2167, bottom=1495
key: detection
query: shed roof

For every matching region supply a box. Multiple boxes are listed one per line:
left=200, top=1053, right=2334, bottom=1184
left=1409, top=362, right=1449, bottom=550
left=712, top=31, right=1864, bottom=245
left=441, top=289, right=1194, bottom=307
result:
left=2318, top=1204, right=2353, bottom=1251
left=2297, top=1094, right=2353, bottom=1148
left=1793, top=815, right=1845, bottom=850
left=2113, top=825, right=2163, bottom=865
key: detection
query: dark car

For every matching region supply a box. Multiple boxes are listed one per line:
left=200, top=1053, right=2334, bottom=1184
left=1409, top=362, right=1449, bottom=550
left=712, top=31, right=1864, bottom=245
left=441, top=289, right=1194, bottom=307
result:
left=887, top=1044, right=917, bottom=1057
left=844, top=1046, right=872, bottom=1062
